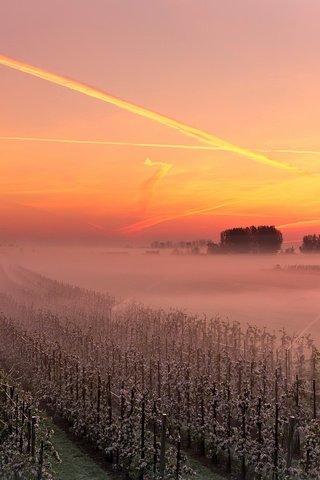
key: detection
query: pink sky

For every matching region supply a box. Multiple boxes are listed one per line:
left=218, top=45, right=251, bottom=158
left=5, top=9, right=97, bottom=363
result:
left=0, top=0, right=320, bottom=243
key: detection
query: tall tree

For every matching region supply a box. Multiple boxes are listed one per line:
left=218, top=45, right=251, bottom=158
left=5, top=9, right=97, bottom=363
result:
left=220, top=227, right=252, bottom=253
left=300, top=234, right=320, bottom=253
left=220, top=225, right=283, bottom=253
left=255, top=226, right=283, bottom=253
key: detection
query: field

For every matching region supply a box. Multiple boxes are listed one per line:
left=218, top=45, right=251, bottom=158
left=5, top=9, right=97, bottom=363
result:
left=0, top=246, right=320, bottom=479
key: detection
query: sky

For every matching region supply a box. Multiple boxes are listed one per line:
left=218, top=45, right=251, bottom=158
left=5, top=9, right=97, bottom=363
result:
left=1, top=0, right=320, bottom=244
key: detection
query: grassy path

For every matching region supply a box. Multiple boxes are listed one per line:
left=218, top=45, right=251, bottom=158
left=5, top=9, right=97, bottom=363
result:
left=52, top=424, right=225, bottom=480
left=52, top=426, right=112, bottom=480
left=190, top=458, right=228, bottom=480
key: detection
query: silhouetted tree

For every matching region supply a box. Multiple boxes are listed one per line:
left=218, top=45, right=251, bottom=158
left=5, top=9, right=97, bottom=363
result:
left=220, top=225, right=283, bottom=254
left=254, top=226, right=283, bottom=253
left=300, top=234, right=320, bottom=253
left=220, top=227, right=252, bottom=253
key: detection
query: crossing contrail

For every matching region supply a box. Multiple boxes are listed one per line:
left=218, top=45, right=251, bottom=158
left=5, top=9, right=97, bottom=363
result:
left=0, top=54, right=308, bottom=174
left=1, top=135, right=320, bottom=158
left=0, top=135, right=222, bottom=150
left=118, top=201, right=233, bottom=234
left=277, top=219, right=320, bottom=229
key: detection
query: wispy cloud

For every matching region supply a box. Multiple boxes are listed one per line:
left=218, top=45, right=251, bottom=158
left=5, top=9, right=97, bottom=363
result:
left=140, top=158, right=173, bottom=212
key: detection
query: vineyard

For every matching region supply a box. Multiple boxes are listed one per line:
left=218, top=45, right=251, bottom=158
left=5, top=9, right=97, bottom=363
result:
left=0, top=266, right=320, bottom=479
left=0, top=367, right=57, bottom=479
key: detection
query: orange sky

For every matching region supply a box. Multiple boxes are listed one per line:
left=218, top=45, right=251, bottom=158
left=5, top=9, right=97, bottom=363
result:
left=1, top=0, right=320, bottom=244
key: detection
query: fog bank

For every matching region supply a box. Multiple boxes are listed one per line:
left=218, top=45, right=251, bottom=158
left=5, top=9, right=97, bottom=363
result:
left=1, top=245, right=320, bottom=343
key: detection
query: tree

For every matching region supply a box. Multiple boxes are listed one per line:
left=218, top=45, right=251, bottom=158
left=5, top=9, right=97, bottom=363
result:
left=220, top=227, right=252, bottom=253
left=254, top=226, right=283, bottom=253
left=220, top=225, right=283, bottom=254
left=300, top=234, right=320, bottom=253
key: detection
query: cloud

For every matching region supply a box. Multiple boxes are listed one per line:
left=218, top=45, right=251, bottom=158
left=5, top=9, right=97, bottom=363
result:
left=140, top=158, right=173, bottom=212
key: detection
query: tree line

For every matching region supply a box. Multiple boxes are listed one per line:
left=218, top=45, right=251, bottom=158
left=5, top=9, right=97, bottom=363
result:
left=208, top=226, right=320, bottom=254
left=208, top=225, right=283, bottom=254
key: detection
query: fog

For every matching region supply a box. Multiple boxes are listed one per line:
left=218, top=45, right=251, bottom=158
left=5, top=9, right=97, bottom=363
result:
left=1, top=245, right=320, bottom=343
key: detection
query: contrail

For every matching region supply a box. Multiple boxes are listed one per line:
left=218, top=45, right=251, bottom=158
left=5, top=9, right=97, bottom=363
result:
left=140, top=158, right=173, bottom=212
left=2, top=135, right=320, bottom=158
left=119, top=201, right=233, bottom=234
left=0, top=54, right=306, bottom=174
left=277, top=219, right=320, bottom=229
left=120, top=176, right=299, bottom=235
left=0, top=135, right=224, bottom=151
left=88, top=222, right=109, bottom=233
left=272, top=149, right=320, bottom=156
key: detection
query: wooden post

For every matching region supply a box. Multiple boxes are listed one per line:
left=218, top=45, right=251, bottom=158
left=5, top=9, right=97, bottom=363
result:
left=107, top=376, right=113, bottom=464
left=141, top=357, right=145, bottom=391
left=241, top=403, right=246, bottom=479
left=227, top=385, right=231, bottom=473
left=159, top=414, right=167, bottom=478
left=31, top=416, right=36, bottom=458
left=27, top=408, right=32, bottom=453
left=153, top=401, right=157, bottom=476
left=186, top=369, right=191, bottom=449
left=313, top=379, right=317, bottom=419
left=149, top=359, right=153, bottom=392
left=286, top=416, right=295, bottom=470
left=176, top=429, right=181, bottom=480
left=97, top=373, right=101, bottom=424
left=157, top=361, right=161, bottom=399
left=140, top=396, right=146, bottom=480
left=200, top=389, right=205, bottom=456
left=273, top=403, right=279, bottom=480
left=212, top=392, right=218, bottom=464
left=76, top=362, right=79, bottom=401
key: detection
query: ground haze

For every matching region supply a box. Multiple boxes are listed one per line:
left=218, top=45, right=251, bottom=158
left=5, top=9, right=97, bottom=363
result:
left=1, top=245, right=319, bottom=342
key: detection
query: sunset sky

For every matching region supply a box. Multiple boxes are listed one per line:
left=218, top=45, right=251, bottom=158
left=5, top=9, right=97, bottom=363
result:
left=1, top=0, right=320, bottom=244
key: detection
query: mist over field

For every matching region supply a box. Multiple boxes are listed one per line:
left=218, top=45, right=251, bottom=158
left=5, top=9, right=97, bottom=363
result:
left=1, top=245, right=319, bottom=343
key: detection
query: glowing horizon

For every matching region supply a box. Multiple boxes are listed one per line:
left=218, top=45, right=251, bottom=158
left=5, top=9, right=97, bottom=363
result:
left=1, top=0, right=320, bottom=243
